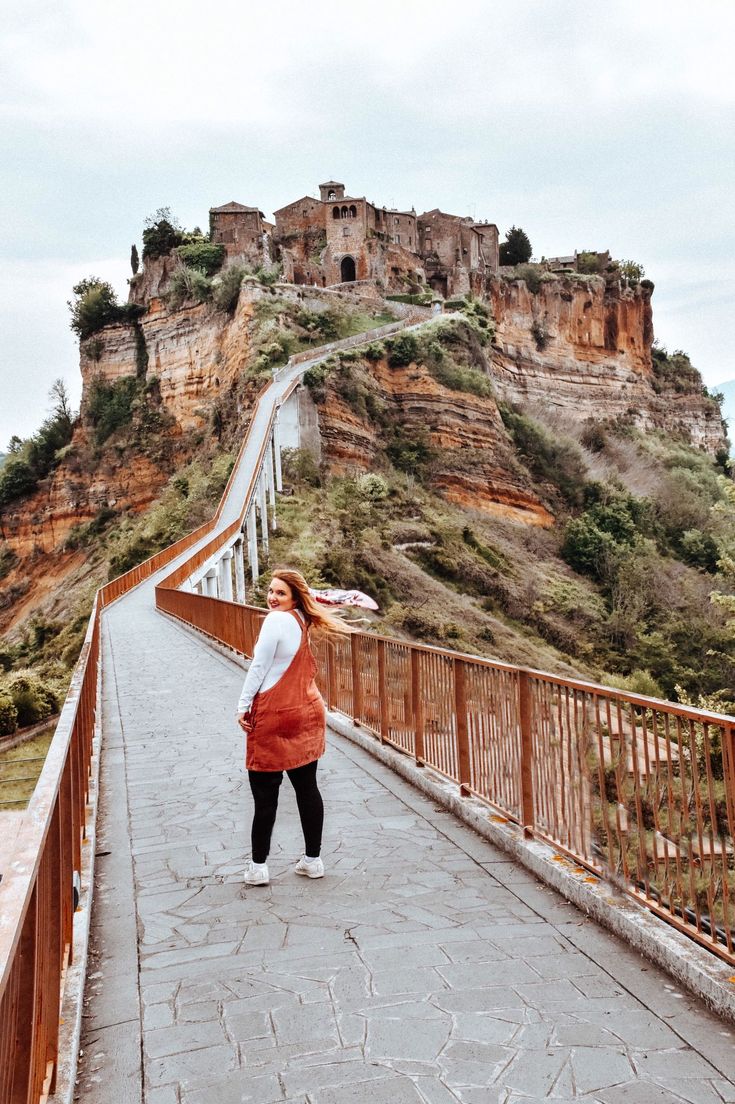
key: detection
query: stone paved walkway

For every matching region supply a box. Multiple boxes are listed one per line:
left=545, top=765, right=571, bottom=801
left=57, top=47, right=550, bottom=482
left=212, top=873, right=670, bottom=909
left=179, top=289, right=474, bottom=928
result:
left=74, top=580, right=735, bottom=1104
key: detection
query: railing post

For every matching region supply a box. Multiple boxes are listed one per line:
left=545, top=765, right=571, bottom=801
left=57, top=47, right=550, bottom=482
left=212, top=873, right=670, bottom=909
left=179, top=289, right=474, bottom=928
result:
left=377, top=639, right=389, bottom=743
left=518, top=670, right=535, bottom=838
left=326, top=642, right=337, bottom=711
left=350, top=633, right=362, bottom=724
left=454, top=659, right=471, bottom=796
left=411, top=648, right=425, bottom=766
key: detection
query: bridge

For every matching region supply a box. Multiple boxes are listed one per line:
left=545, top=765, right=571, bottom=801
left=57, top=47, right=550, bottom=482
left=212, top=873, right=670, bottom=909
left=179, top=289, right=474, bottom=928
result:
left=1, top=312, right=735, bottom=1103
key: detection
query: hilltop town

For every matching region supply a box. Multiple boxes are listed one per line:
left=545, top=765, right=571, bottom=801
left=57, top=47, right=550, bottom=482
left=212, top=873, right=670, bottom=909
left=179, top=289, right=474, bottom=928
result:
left=208, top=179, right=500, bottom=298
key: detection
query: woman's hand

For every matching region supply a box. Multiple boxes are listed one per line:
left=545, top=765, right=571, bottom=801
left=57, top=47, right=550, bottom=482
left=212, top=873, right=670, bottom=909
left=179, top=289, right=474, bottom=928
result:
left=238, top=712, right=253, bottom=732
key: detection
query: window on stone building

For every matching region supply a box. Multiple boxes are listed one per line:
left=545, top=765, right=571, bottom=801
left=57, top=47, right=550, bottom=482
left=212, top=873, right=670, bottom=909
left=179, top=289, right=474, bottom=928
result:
left=394, top=217, right=399, bottom=225
left=333, top=207, right=340, bottom=219
left=394, top=235, right=400, bottom=244
left=341, top=205, right=348, bottom=218
left=343, top=227, right=350, bottom=236
left=328, top=190, right=336, bottom=200
left=349, top=205, right=357, bottom=218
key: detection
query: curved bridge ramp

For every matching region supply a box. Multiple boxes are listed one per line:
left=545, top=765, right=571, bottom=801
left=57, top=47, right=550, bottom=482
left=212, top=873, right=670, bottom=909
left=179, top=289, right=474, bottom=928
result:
left=77, top=343, right=735, bottom=1104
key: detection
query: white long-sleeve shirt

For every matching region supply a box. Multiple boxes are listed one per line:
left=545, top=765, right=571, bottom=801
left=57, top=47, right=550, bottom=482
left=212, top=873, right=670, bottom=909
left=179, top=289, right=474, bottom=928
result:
left=237, top=610, right=303, bottom=713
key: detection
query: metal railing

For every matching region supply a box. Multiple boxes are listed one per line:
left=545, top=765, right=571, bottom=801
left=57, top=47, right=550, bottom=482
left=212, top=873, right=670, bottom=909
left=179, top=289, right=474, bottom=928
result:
left=0, top=307, right=423, bottom=1100
left=157, top=592, right=735, bottom=966
left=4, top=295, right=734, bottom=1100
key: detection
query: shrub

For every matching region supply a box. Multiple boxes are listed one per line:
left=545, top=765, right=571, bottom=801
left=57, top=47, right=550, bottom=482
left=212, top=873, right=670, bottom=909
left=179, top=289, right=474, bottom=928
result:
left=513, top=264, right=543, bottom=294
left=385, top=332, right=419, bottom=367
left=0, top=689, right=17, bottom=735
left=386, top=426, right=434, bottom=476
left=256, top=265, right=281, bottom=286
left=0, top=458, right=37, bottom=507
left=0, top=544, right=16, bottom=579
left=68, top=278, right=123, bottom=339
left=605, top=668, right=665, bottom=699
left=530, top=320, right=549, bottom=350
left=429, top=360, right=494, bottom=398
left=679, top=528, right=720, bottom=572
left=166, top=266, right=213, bottom=309
left=281, top=448, right=321, bottom=487
left=364, top=342, right=385, bottom=361
left=561, top=515, right=619, bottom=577
left=86, top=376, right=138, bottom=445
left=108, top=536, right=156, bottom=578
left=650, top=346, right=704, bottom=396
left=213, top=264, right=246, bottom=313
left=576, top=251, right=602, bottom=275
left=499, top=406, right=587, bottom=507
left=7, top=674, right=58, bottom=727
left=176, top=241, right=225, bottom=276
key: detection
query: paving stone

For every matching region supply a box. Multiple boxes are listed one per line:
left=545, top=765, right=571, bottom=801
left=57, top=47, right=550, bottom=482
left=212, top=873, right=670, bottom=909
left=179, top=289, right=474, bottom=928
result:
left=594, top=1083, right=692, bottom=1103
left=146, top=1041, right=239, bottom=1088
left=77, top=582, right=735, bottom=1102
left=365, top=1015, right=451, bottom=1061
left=144, top=1019, right=226, bottom=1059
left=570, top=1046, right=635, bottom=1093
left=499, top=1048, right=570, bottom=1096
left=630, top=1047, right=721, bottom=1079
left=309, top=1074, right=425, bottom=1103
left=180, top=1067, right=282, bottom=1104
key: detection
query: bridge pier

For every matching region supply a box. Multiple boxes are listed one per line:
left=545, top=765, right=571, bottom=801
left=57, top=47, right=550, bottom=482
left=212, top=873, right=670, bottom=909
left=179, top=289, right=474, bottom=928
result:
left=218, top=548, right=234, bottom=602
left=234, top=536, right=246, bottom=603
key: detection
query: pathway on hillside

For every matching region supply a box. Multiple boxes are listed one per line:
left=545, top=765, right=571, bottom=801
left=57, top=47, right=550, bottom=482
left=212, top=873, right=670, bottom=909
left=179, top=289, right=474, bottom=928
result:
left=74, top=324, right=735, bottom=1103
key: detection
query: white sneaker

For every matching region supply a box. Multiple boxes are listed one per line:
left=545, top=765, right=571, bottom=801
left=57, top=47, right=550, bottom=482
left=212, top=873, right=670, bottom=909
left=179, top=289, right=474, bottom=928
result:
left=294, top=856, right=324, bottom=879
left=245, top=861, right=269, bottom=885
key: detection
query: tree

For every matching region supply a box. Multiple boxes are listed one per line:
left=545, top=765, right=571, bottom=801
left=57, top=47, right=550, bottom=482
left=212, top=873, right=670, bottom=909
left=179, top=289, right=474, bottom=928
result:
left=131, top=243, right=140, bottom=275
left=67, top=277, right=121, bottom=339
left=142, top=207, right=183, bottom=260
left=619, top=259, right=645, bottom=284
left=499, top=226, right=532, bottom=266
left=49, top=378, right=74, bottom=433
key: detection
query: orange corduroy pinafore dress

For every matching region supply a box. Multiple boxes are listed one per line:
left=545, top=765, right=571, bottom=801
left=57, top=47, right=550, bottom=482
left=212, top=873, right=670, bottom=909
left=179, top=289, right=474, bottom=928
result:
left=245, top=610, right=326, bottom=772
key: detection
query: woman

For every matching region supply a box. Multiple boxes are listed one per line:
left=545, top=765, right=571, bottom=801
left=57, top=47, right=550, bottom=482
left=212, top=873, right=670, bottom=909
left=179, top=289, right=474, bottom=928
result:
left=237, top=567, right=350, bottom=885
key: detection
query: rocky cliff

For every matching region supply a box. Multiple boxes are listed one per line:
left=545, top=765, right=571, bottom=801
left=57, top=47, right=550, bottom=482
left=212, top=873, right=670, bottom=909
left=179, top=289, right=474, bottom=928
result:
left=488, top=273, right=724, bottom=453
left=0, top=273, right=726, bottom=636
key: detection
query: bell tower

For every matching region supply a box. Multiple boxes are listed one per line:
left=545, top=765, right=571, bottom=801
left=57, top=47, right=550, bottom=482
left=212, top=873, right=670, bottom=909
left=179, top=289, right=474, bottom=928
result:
left=319, top=180, right=345, bottom=202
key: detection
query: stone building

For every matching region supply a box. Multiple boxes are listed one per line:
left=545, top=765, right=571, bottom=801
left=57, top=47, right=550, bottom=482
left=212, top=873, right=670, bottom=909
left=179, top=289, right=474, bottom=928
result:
left=417, top=210, right=499, bottom=298
left=214, top=181, right=499, bottom=297
left=273, top=181, right=424, bottom=290
left=209, top=201, right=272, bottom=268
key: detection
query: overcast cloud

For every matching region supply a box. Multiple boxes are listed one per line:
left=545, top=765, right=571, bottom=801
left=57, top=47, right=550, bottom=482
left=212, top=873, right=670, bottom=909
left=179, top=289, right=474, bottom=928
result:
left=1, top=0, right=734, bottom=444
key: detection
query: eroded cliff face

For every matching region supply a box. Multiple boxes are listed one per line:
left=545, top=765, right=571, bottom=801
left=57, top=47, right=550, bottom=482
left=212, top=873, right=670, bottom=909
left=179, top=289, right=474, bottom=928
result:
left=1, top=274, right=726, bottom=635
left=314, top=360, right=554, bottom=526
left=488, top=274, right=724, bottom=453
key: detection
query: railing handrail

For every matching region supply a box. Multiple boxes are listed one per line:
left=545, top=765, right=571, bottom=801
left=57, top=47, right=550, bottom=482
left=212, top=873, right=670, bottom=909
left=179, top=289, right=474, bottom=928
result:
left=167, top=599, right=735, bottom=727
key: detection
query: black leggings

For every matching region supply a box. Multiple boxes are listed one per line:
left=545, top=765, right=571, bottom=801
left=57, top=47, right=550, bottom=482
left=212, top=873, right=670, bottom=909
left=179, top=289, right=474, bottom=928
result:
left=248, top=760, right=323, bottom=864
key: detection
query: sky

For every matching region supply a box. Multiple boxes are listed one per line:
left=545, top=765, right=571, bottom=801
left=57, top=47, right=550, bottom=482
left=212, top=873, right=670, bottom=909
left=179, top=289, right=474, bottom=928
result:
left=1, top=0, right=734, bottom=446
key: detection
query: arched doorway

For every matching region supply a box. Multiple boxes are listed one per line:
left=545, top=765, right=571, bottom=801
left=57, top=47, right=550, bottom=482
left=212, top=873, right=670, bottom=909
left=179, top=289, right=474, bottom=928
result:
left=341, top=256, right=356, bottom=282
